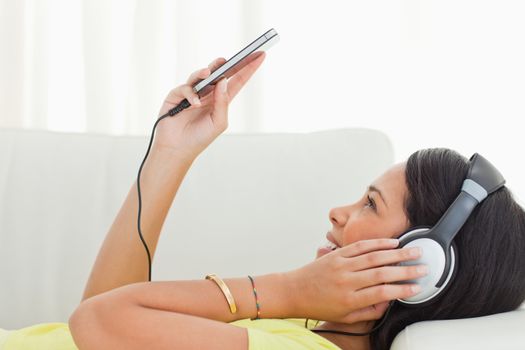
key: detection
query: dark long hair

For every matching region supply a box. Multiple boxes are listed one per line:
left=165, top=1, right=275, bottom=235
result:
left=370, top=148, right=525, bottom=349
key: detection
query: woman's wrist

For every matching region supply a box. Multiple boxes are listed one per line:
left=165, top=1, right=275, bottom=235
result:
left=279, top=270, right=305, bottom=318
left=234, top=272, right=299, bottom=320
left=148, top=144, right=196, bottom=170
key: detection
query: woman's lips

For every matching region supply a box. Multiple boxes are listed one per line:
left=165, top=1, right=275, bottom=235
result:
left=326, top=231, right=341, bottom=248
left=316, top=232, right=342, bottom=258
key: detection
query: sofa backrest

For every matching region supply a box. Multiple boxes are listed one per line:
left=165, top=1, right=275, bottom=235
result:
left=0, top=128, right=393, bottom=328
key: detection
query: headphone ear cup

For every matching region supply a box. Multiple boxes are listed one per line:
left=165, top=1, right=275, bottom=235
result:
left=398, top=237, right=446, bottom=302
left=396, top=234, right=457, bottom=306
left=397, top=226, right=432, bottom=248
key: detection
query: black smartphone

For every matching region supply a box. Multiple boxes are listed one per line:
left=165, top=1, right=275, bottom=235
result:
left=193, top=28, right=279, bottom=98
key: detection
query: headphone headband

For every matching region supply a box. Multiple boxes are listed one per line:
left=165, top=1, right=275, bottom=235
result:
left=397, top=153, right=506, bottom=305
left=466, top=153, right=506, bottom=196
left=430, top=153, right=506, bottom=250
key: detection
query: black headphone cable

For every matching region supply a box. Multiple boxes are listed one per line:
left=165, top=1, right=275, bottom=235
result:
left=138, top=97, right=395, bottom=336
left=137, top=99, right=191, bottom=282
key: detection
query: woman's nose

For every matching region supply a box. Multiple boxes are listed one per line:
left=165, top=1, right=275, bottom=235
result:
left=329, top=206, right=348, bottom=227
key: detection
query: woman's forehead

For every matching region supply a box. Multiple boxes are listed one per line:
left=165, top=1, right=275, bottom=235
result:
left=371, top=163, right=407, bottom=205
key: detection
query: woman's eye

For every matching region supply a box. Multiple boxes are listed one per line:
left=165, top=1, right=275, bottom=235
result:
left=365, top=195, right=377, bottom=211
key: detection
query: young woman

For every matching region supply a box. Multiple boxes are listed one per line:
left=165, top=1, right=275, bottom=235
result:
left=68, top=51, right=525, bottom=349
left=1, top=53, right=524, bottom=350
left=0, top=53, right=420, bottom=350
left=65, top=53, right=425, bottom=350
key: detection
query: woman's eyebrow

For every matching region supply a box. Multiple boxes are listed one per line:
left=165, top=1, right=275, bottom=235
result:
left=368, top=185, right=388, bottom=208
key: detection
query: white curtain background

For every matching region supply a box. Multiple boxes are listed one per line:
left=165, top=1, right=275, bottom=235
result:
left=0, top=0, right=262, bottom=133
left=1, top=0, right=524, bottom=202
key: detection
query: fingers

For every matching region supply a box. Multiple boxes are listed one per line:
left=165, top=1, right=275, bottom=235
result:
left=164, top=84, right=202, bottom=109
left=349, top=246, right=422, bottom=272
left=339, top=239, right=400, bottom=258
left=210, top=77, right=229, bottom=131
left=351, top=283, right=421, bottom=309
left=164, top=57, right=228, bottom=110
left=208, top=57, right=227, bottom=71
left=186, top=57, right=226, bottom=86
left=352, top=264, right=428, bottom=290
left=161, top=53, right=260, bottom=119
left=186, top=67, right=211, bottom=86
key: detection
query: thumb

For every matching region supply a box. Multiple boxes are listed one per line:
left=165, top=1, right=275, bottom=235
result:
left=211, top=78, right=229, bottom=131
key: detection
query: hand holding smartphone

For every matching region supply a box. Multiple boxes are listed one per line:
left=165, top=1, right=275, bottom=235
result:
left=193, top=29, right=279, bottom=98
left=139, top=29, right=279, bottom=281
left=165, top=28, right=279, bottom=116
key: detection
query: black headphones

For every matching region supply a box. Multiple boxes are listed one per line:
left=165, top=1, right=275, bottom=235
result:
left=396, top=153, right=506, bottom=306
left=312, top=153, right=507, bottom=337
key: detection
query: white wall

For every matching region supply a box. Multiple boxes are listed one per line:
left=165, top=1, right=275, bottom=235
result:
left=1, top=0, right=524, bottom=202
left=255, top=0, right=525, bottom=203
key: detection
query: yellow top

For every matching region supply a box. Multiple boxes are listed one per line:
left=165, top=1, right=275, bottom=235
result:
left=0, top=323, right=76, bottom=350
left=0, top=329, right=11, bottom=349
left=0, top=319, right=341, bottom=350
left=231, top=318, right=342, bottom=350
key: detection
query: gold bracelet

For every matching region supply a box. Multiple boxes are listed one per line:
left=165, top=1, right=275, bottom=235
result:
left=205, top=274, right=238, bottom=314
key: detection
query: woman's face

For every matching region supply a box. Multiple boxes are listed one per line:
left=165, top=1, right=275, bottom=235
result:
left=317, top=163, right=410, bottom=258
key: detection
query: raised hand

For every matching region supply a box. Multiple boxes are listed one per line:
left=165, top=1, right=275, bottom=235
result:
left=153, top=53, right=266, bottom=162
left=286, top=239, right=427, bottom=324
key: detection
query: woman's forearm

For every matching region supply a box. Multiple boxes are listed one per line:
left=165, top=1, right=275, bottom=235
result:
left=70, top=273, right=299, bottom=349
left=116, top=272, right=299, bottom=322
left=82, top=147, right=193, bottom=300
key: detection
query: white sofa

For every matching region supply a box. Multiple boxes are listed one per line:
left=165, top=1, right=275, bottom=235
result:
left=0, top=127, right=523, bottom=349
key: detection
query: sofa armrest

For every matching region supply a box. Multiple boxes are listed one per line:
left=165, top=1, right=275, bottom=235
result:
left=391, top=305, right=525, bottom=350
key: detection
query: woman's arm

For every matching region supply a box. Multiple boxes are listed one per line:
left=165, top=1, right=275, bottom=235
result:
left=81, top=150, right=193, bottom=300
left=70, top=241, right=424, bottom=350
left=71, top=274, right=293, bottom=350
left=81, top=54, right=266, bottom=301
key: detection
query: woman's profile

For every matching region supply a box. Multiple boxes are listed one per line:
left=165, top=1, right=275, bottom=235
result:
left=1, top=53, right=524, bottom=350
